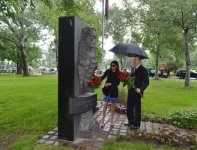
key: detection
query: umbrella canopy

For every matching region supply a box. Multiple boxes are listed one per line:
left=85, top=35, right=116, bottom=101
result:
left=110, top=43, right=149, bottom=59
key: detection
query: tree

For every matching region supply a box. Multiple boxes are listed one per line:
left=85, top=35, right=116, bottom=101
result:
left=0, top=33, right=42, bottom=73
left=139, top=0, right=197, bottom=86
left=105, top=1, right=171, bottom=75
left=0, top=0, right=103, bottom=75
left=76, top=0, right=102, bottom=63
left=0, top=36, right=21, bottom=72
left=38, top=0, right=102, bottom=64
left=134, top=0, right=186, bottom=79
left=42, top=49, right=56, bottom=68
left=191, top=50, right=197, bottom=70
left=0, top=0, right=42, bottom=76
left=105, top=4, right=127, bottom=44
left=26, top=44, right=42, bottom=67
left=165, top=0, right=197, bottom=86
left=104, top=4, right=133, bottom=69
left=161, top=28, right=185, bottom=71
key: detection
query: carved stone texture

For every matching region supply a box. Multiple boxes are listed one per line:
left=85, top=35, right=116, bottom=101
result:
left=78, top=27, right=97, bottom=89
left=58, top=16, right=99, bottom=141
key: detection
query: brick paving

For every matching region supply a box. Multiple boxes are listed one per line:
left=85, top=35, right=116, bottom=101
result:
left=37, top=106, right=197, bottom=150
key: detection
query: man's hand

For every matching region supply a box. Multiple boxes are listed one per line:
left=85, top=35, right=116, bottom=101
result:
left=105, top=83, right=112, bottom=87
left=135, top=88, right=141, bottom=93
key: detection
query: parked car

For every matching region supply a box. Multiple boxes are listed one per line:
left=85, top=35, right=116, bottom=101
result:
left=147, top=68, right=169, bottom=78
left=147, top=68, right=155, bottom=77
left=0, top=69, right=7, bottom=73
left=176, top=69, right=197, bottom=79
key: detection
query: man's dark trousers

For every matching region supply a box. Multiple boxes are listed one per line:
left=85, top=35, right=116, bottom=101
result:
left=127, top=90, right=141, bottom=127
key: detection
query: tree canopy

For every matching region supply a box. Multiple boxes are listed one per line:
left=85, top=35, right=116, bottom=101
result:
left=105, top=0, right=197, bottom=86
left=0, top=0, right=196, bottom=87
left=0, top=0, right=102, bottom=75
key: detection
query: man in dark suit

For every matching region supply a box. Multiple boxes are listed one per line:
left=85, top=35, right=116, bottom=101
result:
left=124, top=56, right=149, bottom=129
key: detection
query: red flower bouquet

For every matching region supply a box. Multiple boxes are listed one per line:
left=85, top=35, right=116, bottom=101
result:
left=119, top=71, right=130, bottom=82
left=118, top=71, right=136, bottom=91
left=88, top=73, right=101, bottom=90
left=119, top=71, right=143, bottom=97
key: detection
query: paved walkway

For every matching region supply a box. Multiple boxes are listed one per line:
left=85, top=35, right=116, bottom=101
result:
left=37, top=106, right=197, bottom=150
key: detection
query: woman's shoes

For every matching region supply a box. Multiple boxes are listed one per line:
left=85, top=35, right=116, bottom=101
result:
left=130, top=126, right=140, bottom=130
left=109, top=122, right=114, bottom=127
left=124, top=122, right=132, bottom=126
left=101, top=122, right=114, bottom=128
left=100, top=123, right=105, bottom=128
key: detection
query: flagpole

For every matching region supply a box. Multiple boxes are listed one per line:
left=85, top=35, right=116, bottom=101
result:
left=101, top=0, right=105, bottom=68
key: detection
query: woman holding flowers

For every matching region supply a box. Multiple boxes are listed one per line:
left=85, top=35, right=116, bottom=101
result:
left=100, top=60, right=120, bottom=127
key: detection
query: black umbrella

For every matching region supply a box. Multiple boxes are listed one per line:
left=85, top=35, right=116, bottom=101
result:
left=110, top=43, right=149, bottom=59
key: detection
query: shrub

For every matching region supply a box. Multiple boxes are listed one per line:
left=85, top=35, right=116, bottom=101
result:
left=167, top=109, right=197, bottom=129
left=118, top=86, right=127, bottom=104
left=142, top=115, right=151, bottom=122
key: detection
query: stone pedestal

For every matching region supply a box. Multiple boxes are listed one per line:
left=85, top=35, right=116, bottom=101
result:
left=58, top=16, right=99, bottom=141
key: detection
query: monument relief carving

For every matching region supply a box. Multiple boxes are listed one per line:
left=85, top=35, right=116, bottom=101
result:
left=78, top=27, right=98, bottom=88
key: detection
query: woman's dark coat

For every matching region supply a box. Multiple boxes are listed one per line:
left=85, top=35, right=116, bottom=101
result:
left=101, top=69, right=120, bottom=98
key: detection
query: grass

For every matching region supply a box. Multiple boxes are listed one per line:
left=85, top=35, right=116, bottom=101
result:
left=98, top=140, right=180, bottom=150
left=0, top=74, right=196, bottom=149
left=142, top=78, right=197, bottom=117
left=96, top=78, right=197, bottom=117
left=0, top=74, right=65, bottom=149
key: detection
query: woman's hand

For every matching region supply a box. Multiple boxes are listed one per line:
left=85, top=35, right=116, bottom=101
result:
left=108, top=83, right=112, bottom=86
left=135, top=88, right=141, bottom=93
left=105, top=83, right=112, bottom=87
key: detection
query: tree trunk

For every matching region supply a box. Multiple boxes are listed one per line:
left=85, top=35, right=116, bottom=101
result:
left=183, top=29, right=190, bottom=87
left=155, top=33, right=161, bottom=80
left=16, top=59, right=22, bottom=74
left=16, top=50, right=22, bottom=74
left=155, top=45, right=160, bottom=79
left=19, top=3, right=29, bottom=76
left=19, top=39, right=29, bottom=76
left=17, top=64, right=22, bottom=74
left=175, top=57, right=179, bottom=71
left=20, top=48, right=29, bottom=76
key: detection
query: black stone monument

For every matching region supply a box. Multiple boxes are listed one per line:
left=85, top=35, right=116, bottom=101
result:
left=58, top=16, right=99, bottom=141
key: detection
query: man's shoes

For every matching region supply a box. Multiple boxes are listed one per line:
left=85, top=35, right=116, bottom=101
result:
left=130, top=126, right=140, bottom=130
left=124, top=122, right=132, bottom=126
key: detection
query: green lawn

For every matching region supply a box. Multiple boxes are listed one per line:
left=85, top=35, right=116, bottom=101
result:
left=0, top=74, right=196, bottom=149
left=96, top=78, right=197, bottom=117
left=0, top=74, right=62, bottom=149
left=99, top=140, right=180, bottom=150
left=142, top=78, right=197, bottom=117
